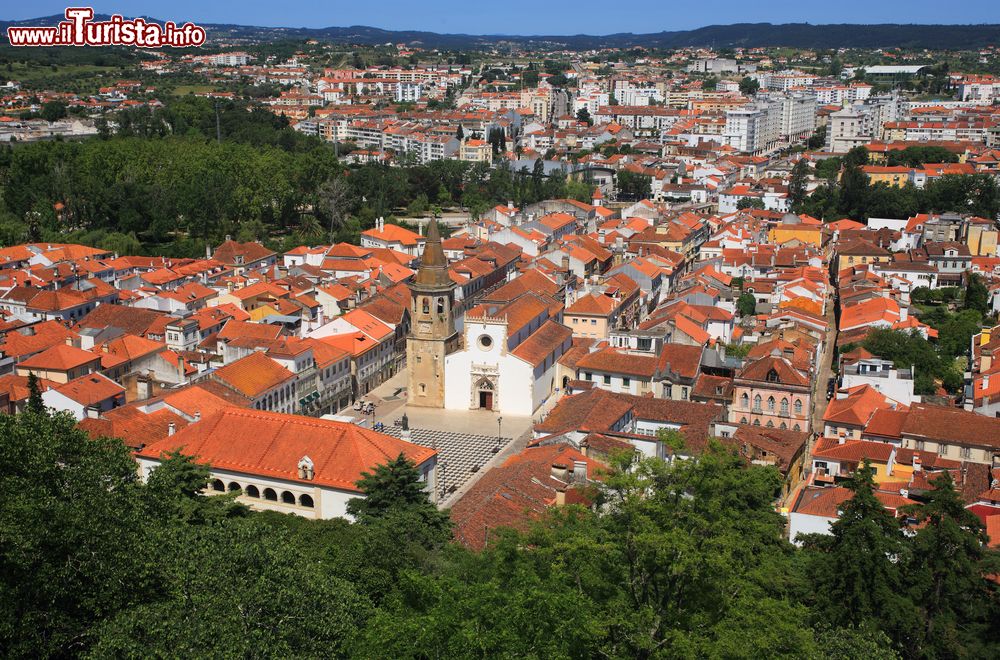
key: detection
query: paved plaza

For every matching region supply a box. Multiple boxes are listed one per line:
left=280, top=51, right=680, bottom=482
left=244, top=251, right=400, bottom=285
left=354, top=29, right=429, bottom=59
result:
left=332, top=370, right=565, bottom=506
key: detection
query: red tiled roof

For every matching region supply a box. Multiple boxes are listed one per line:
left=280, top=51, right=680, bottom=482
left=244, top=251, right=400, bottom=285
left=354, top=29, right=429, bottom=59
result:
left=136, top=407, right=436, bottom=492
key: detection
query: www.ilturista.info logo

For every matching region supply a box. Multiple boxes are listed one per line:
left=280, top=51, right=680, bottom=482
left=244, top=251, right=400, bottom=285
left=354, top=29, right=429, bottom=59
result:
left=7, top=8, right=206, bottom=47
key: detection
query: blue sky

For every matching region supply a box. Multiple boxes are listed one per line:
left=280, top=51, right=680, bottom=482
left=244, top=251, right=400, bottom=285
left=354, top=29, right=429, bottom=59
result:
left=6, top=1, right=1000, bottom=34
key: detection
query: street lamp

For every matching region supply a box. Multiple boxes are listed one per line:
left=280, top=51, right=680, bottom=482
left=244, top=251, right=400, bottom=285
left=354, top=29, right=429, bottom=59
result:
left=495, top=415, right=503, bottom=451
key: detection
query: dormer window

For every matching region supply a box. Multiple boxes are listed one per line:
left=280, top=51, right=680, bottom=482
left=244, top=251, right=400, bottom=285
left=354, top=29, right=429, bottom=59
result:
left=297, top=456, right=315, bottom=481
left=765, top=369, right=780, bottom=383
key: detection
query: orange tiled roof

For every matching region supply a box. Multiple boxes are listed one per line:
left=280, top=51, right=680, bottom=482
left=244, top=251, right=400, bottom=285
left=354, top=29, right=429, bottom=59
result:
left=136, top=407, right=436, bottom=492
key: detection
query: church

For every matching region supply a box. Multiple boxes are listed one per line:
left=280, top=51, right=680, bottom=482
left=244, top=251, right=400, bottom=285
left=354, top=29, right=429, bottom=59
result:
left=407, top=219, right=573, bottom=416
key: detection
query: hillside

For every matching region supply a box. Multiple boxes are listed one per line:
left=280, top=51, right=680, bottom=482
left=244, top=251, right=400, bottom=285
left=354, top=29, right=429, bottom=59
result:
left=3, top=16, right=1000, bottom=50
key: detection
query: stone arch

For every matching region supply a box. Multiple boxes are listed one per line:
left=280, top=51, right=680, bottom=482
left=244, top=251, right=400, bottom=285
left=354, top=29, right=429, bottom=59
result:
left=280, top=491, right=296, bottom=504
left=473, top=375, right=497, bottom=411
left=227, top=481, right=241, bottom=492
left=263, top=488, right=277, bottom=501
left=299, top=494, right=314, bottom=508
left=211, top=479, right=225, bottom=492
left=245, top=485, right=260, bottom=498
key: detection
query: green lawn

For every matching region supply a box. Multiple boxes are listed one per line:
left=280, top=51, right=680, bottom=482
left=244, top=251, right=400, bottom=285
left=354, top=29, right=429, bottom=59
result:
left=171, top=84, right=219, bottom=96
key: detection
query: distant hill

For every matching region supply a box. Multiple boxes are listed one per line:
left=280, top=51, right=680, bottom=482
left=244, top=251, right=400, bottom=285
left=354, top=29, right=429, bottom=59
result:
left=3, top=15, right=1000, bottom=50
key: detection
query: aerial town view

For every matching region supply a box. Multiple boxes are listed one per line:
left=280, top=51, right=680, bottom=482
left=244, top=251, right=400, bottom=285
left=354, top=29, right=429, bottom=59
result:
left=3, top=0, right=1000, bottom=656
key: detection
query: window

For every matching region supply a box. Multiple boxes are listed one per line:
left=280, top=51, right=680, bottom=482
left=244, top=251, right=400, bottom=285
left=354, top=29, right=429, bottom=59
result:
left=740, top=417, right=749, bottom=424
left=767, top=396, right=775, bottom=412
left=794, top=399, right=802, bottom=415
left=780, top=398, right=789, bottom=416
left=591, top=319, right=596, bottom=325
left=281, top=491, right=296, bottom=504
left=603, top=374, right=611, bottom=385
left=299, top=494, right=314, bottom=508
left=572, top=318, right=578, bottom=324
left=780, top=422, right=787, bottom=430
left=245, top=485, right=260, bottom=498
left=422, top=298, right=429, bottom=314
left=741, top=393, right=749, bottom=409
left=211, top=479, right=225, bottom=492
left=436, top=297, right=445, bottom=314
left=766, top=420, right=774, bottom=428
left=622, top=377, right=631, bottom=387
left=227, top=482, right=241, bottom=492
left=478, top=335, right=493, bottom=350
left=753, top=394, right=762, bottom=411
left=961, top=446, right=972, bottom=459
left=793, top=424, right=801, bottom=431
left=916, top=441, right=925, bottom=451
left=263, top=488, right=278, bottom=501
left=681, top=387, right=689, bottom=400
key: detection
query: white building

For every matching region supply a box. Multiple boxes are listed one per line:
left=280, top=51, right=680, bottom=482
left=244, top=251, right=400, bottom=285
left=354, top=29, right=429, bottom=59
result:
left=778, top=93, right=817, bottom=144
left=723, top=101, right=781, bottom=155
left=840, top=357, right=917, bottom=406
left=135, top=407, right=438, bottom=519
left=443, top=294, right=572, bottom=416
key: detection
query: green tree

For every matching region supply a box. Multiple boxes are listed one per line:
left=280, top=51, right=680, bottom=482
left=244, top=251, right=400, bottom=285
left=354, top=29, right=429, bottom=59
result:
left=40, top=101, right=68, bottom=123
left=902, top=471, right=998, bottom=658
left=806, top=462, right=917, bottom=650
left=964, top=272, right=990, bottom=316
left=576, top=106, right=593, bottom=125
left=737, top=196, right=767, bottom=210
left=739, top=76, right=761, bottom=96
left=346, top=453, right=450, bottom=534
left=25, top=372, right=45, bottom=415
left=0, top=410, right=152, bottom=657
left=789, top=159, right=810, bottom=209
left=455, top=124, right=464, bottom=141
left=737, top=291, right=757, bottom=317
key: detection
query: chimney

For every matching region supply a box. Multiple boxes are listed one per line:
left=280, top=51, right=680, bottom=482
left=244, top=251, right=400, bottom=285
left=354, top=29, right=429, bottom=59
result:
left=572, top=460, right=588, bottom=482
left=912, top=455, right=922, bottom=472
left=194, top=410, right=201, bottom=422
left=167, top=422, right=176, bottom=436
left=837, top=430, right=846, bottom=445
left=551, top=463, right=569, bottom=481
left=507, top=200, right=514, bottom=211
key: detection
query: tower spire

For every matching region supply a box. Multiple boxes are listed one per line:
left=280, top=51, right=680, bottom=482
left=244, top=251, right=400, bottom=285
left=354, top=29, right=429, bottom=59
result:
left=414, top=216, right=450, bottom=287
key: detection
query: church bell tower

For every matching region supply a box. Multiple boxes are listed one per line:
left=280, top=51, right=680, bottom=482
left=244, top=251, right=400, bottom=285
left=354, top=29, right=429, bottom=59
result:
left=406, top=217, right=458, bottom=408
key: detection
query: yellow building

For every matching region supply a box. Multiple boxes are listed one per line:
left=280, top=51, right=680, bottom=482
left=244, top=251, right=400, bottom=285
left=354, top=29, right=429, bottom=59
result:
left=836, top=239, right=891, bottom=271
left=861, top=165, right=911, bottom=188
left=967, top=217, right=999, bottom=256
left=769, top=224, right=824, bottom=247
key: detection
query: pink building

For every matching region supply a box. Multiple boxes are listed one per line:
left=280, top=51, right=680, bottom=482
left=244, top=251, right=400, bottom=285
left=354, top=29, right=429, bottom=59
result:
left=730, top=355, right=812, bottom=433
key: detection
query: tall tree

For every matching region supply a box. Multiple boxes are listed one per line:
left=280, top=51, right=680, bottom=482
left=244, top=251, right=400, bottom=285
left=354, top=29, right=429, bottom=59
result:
left=346, top=454, right=450, bottom=537
left=25, top=372, right=45, bottom=415
left=807, top=462, right=917, bottom=651
left=903, top=472, right=999, bottom=657
left=789, top=159, right=810, bottom=210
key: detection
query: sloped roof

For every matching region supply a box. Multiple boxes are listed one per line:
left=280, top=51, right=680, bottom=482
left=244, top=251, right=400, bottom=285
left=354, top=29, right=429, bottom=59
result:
left=135, top=407, right=436, bottom=492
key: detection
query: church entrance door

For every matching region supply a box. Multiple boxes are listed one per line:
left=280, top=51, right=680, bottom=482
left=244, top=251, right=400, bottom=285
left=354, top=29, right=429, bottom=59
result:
left=479, top=390, right=493, bottom=410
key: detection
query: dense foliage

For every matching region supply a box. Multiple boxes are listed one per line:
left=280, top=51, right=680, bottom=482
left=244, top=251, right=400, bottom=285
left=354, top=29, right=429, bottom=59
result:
left=2, top=410, right=998, bottom=658
left=0, top=97, right=601, bottom=256
left=798, top=147, right=1000, bottom=222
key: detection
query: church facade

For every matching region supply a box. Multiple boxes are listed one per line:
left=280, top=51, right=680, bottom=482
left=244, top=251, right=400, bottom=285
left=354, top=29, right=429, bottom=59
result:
left=443, top=293, right=572, bottom=416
